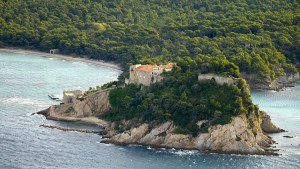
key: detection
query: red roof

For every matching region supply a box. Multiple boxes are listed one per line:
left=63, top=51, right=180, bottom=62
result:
left=136, top=63, right=174, bottom=72
left=137, top=65, right=159, bottom=72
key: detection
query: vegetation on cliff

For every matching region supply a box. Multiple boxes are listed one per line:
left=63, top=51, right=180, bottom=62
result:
left=1, top=0, right=299, bottom=81
left=102, top=56, right=254, bottom=136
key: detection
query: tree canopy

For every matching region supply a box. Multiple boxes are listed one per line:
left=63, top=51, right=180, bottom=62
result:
left=1, top=0, right=299, bottom=80
left=102, top=57, right=253, bottom=136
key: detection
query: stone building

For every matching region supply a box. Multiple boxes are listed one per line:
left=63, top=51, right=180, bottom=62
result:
left=50, top=49, right=59, bottom=54
left=198, top=73, right=239, bottom=86
left=63, top=90, right=84, bottom=104
left=129, top=63, right=174, bottom=86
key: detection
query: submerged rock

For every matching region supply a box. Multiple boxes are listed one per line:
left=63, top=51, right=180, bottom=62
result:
left=39, top=124, right=99, bottom=133
left=283, top=136, right=294, bottom=138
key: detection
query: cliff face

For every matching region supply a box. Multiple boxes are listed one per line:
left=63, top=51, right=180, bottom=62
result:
left=37, top=88, right=283, bottom=155
left=37, top=89, right=111, bottom=121
left=241, top=72, right=300, bottom=90
left=101, top=110, right=283, bottom=155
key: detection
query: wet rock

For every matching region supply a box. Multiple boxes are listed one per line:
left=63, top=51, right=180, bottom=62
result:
left=40, top=124, right=99, bottom=133
left=260, top=111, right=285, bottom=133
left=103, top=112, right=280, bottom=155
left=283, top=135, right=294, bottom=138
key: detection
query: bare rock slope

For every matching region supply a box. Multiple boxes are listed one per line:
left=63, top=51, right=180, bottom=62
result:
left=37, top=89, right=111, bottom=122
left=101, top=110, right=282, bottom=155
left=37, top=89, right=283, bottom=155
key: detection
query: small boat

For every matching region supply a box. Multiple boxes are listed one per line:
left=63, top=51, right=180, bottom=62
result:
left=48, top=94, right=58, bottom=100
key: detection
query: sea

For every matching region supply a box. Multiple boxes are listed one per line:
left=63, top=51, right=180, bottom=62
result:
left=0, top=52, right=299, bottom=169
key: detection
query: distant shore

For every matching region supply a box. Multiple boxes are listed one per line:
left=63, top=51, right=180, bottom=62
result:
left=0, top=48, right=122, bottom=71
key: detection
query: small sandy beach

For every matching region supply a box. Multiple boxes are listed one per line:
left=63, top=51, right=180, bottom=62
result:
left=0, top=48, right=122, bottom=71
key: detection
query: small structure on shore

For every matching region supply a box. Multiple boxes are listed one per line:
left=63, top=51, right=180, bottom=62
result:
left=63, top=90, right=84, bottom=104
left=50, top=49, right=59, bottom=54
left=48, top=94, right=59, bottom=100
left=129, top=63, right=174, bottom=86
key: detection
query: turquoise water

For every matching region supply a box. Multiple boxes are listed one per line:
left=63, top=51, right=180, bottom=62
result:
left=251, top=88, right=300, bottom=156
left=0, top=52, right=299, bottom=169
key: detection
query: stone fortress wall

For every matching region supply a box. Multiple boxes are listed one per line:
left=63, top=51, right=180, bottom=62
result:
left=198, top=73, right=239, bottom=86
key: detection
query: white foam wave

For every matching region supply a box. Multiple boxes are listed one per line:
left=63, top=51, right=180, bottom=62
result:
left=0, top=97, right=47, bottom=107
left=172, top=150, right=197, bottom=156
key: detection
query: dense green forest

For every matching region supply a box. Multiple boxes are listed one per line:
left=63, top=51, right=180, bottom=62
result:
left=101, top=56, right=253, bottom=135
left=1, top=0, right=299, bottom=80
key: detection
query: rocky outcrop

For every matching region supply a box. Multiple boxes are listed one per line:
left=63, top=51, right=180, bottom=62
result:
left=241, top=72, right=300, bottom=90
left=260, top=111, right=285, bottom=133
left=39, top=124, right=100, bottom=133
left=101, top=110, right=283, bottom=155
left=278, top=73, right=300, bottom=84
left=37, top=88, right=283, bottom=155
left=37, top=89, right=111, bottom=121
left=102, top=121, right=195, bottom=149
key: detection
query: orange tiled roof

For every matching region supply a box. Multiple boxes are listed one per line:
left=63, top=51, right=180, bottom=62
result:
left=136, top=63, right=174, bottom=72
left=161, top=63, right=174, bottom=69
left=137, top=65, right=159, bottom=72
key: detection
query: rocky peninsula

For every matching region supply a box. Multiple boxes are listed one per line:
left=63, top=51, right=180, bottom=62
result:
left=37, top=85, right=284, bottom=155
left=36, top=57, right=287, bottom=156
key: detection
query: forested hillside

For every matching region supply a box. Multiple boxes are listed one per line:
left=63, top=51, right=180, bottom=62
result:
left=1, top=0, right=299, bottom=80
left=102, top=56, right=252, bottom=135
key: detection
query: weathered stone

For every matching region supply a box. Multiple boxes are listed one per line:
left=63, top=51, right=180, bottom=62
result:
left=103, top=112, right=282, bottom=155
left=260, top=111, right=285, bottom=133
left=37, top=87, right=283, bottom=155
left=37, top=89, right=111, bottom=123
left=241, top=72, right=300, bottom=90
left=283, top=136, right=294, bottom=138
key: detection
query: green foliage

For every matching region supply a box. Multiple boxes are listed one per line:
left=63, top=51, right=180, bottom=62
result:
left=0, top=0, right=299, bottom=81
left=85, top=86, right=100, bottom=95
left=100, top=81, right=118, bottom=90
left=102, top=58, right=254, bottom=136
left=85, top=81, right=118, bottom=95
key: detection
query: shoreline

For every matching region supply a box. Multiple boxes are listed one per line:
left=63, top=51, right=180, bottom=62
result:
left=0, top=48, right=122, bottom=71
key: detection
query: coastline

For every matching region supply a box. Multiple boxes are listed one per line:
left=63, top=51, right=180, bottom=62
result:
left=0, top=48, right=122, bottom=71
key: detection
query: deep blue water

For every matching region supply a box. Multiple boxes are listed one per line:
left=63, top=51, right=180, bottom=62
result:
left=0, top=52, right=299, bottom=169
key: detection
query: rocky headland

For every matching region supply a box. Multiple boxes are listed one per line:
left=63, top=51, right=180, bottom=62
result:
left=242, top=72, right=300, bottom=90
left=37, top=87, right=284, bottom=155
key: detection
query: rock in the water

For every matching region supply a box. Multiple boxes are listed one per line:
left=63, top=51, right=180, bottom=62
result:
left=40, top=124, right=99, bottom=133
left=283, top=135, right=294, bottom=138
left=260, top=111, right=285, bottom=133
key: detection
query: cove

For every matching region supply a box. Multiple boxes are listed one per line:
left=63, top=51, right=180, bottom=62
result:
left=0, top=52, right=299, bottom=169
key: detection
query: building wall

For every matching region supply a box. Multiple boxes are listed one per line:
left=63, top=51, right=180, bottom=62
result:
left=50, top=49, right=59, bottom=54
left=129, top=64, right=173, bottom=86
left=63, top=90, right=84, bottom=104
left=135, top=70, right=151, bottom=86
left=198, top=74, right=238, bottom=86
left=129, top=64, right=141, bottom=84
